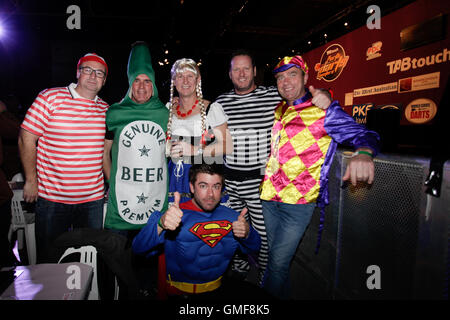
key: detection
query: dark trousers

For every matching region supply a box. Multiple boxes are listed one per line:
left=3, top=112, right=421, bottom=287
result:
left=35, top=197, right=103, bottom=263
left=106, top=228, right=159, bottom=300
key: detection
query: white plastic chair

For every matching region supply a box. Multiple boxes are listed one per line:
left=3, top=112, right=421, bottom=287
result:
left=8, top=189, right=37, bottom=265
left=11, top=172, right=24, bottom=183
left=58, top=245, right=99, bottom=300
left=58, top=245, right=120, bottom=300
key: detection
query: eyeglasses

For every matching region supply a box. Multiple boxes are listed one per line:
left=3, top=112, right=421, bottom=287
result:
left=79, top=66, right=106, bottom=78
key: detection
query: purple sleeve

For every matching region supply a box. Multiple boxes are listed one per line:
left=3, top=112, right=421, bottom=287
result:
left=324, top=101, right=380, bottom=157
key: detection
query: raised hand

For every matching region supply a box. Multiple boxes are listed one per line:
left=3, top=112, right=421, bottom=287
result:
left=310, top=85, right=332, bottom=110
left=160, top=191, right=183, bottom=231
left=232, top=207, right=250, bottom=238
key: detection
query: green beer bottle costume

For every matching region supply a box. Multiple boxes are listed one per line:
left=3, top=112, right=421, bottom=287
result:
left=104, top=43, right=169, bottom=230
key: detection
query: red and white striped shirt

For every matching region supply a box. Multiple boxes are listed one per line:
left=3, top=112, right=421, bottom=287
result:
left=21, top=83, right=109, bottom=204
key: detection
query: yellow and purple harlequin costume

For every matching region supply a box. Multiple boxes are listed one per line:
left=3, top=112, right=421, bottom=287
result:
left=260, top=56, right=380, bottom=253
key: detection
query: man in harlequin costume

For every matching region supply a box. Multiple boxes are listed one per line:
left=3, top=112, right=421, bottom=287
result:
left=260, top=56, right=380, bottom=299
left=103, top=42, right=169, bottom=234
left=132, top=163, right=261, bottom=299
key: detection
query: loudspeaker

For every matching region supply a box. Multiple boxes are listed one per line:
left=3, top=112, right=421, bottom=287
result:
left=290, top=150, right=449, bottom=299
left=366, top=107, right=401, bottom=153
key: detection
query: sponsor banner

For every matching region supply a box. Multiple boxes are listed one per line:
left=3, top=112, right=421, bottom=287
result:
left=404, top=98, right=437, bottom=124
left=386, top=48, right=450, bottom=74
left=353, top=82, right=397, bottom=98
left=314, top=44, right=349, bottom=82
left=398, top=71, right=440, bottom=93
left=345, top=92, right=354, bottom=106
left=375, top=104, right=401, bottom=110
left=352, top=103, right=374, bottom=124
left=366, top=41, right=383, bottom=61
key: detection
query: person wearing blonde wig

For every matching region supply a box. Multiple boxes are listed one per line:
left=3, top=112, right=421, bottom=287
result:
left=166, top=58, right=232, bottom=205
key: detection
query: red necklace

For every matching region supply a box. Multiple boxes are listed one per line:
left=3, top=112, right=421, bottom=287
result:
left=176, top=99, right=199, bottom=118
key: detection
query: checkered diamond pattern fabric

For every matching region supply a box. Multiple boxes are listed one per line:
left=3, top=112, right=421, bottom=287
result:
left=260, top=100, right=332, bottom=204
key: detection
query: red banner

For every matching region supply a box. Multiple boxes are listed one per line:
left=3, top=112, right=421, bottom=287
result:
left=303, top=0, right=450, bottom=127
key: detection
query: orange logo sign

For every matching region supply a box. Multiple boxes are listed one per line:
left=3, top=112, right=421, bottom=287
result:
left=314, top=44, right=349, bottom=82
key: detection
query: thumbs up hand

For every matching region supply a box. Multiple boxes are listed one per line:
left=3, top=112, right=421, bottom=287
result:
left=232, top=207, right=250, bottom=239
left=160, top=192, right=183, bottom=231
left=310, top=85, right=332, bottom=110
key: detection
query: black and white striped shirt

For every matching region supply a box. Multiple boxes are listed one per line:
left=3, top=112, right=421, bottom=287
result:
left=214, top=86, right=281, bottom=178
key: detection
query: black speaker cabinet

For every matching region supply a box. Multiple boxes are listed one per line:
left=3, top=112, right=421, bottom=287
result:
left=290, top=150, right=449, bottom=300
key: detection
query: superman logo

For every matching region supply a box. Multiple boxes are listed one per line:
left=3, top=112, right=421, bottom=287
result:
left=189, top=220, right=232, bottom=248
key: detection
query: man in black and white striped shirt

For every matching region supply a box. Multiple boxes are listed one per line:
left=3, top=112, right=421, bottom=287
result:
left=215, top=50, right=332, bottom=286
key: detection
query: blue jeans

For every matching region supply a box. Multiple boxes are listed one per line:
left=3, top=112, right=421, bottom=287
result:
left=35, top=197, right=104, bottom=263
left=261, top=200, right=315, bottom=299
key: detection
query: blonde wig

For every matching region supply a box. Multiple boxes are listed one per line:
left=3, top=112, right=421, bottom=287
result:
left=166, top=58, right=207, bottom=156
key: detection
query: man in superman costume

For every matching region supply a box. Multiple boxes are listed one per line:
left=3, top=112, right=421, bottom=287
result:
left=132, top=163, right=263, bottom=299
left=260, top=56, right=380, bottom=299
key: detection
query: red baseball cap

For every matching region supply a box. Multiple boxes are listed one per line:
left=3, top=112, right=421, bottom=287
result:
left=77, top=53, right=108, bottom=75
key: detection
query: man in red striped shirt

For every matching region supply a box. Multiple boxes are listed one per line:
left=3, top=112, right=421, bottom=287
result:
left=18, top=53, right=109, bottom=263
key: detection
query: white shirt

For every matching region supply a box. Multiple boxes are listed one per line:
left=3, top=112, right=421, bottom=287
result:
left=167, top=101, right=228, bottom=137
